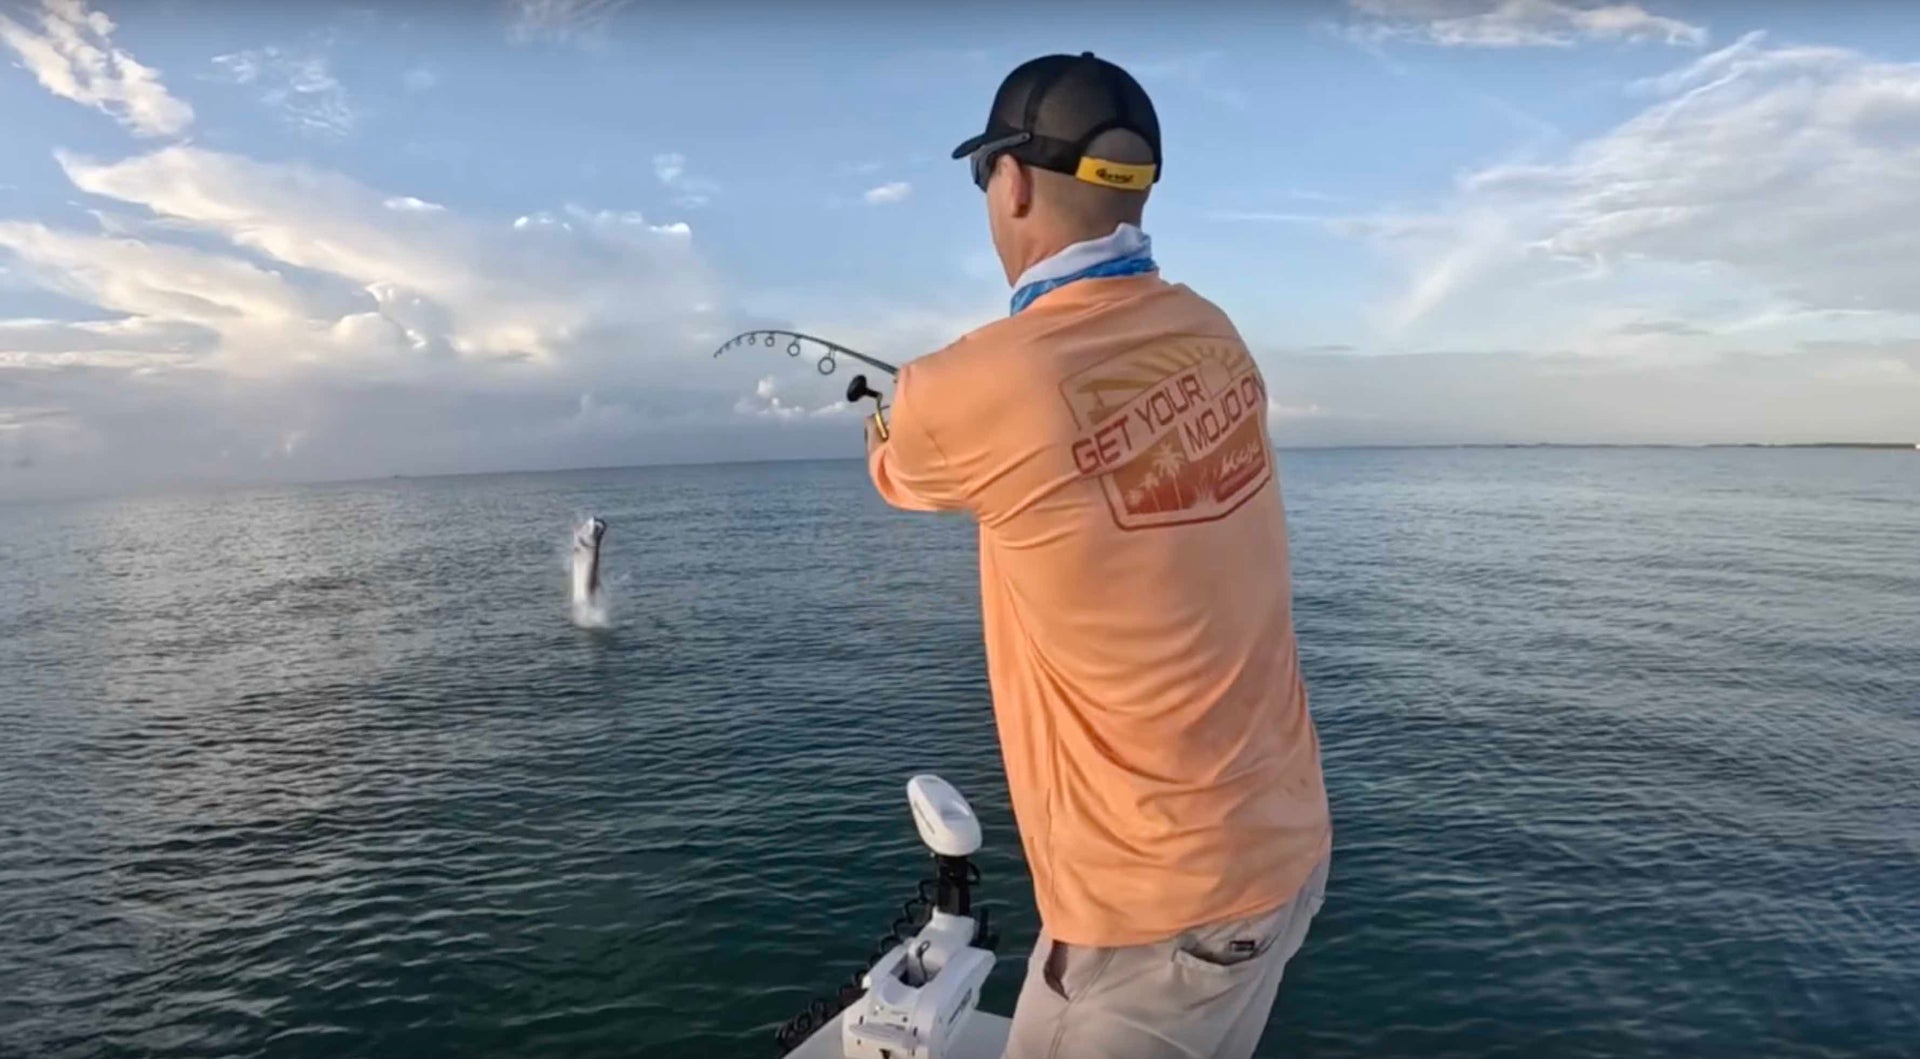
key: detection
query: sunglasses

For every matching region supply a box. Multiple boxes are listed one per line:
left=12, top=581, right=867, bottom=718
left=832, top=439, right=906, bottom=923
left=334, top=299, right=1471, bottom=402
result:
left=969, top=131, right=1033, bottom=191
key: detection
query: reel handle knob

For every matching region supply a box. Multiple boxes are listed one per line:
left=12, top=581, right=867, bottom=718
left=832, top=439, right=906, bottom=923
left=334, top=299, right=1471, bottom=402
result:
left=848, top=373, right=890, bottom=442
left=846, top=374, right=883, bottom=405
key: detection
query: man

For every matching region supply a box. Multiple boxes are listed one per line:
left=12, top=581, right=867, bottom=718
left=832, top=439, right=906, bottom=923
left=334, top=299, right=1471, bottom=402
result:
left=864, top=52, right=1332, bottom=1059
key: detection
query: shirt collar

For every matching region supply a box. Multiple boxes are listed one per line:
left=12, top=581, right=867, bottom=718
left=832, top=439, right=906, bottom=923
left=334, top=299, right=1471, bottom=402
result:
left=1012, top=223, right=1152, bottom=292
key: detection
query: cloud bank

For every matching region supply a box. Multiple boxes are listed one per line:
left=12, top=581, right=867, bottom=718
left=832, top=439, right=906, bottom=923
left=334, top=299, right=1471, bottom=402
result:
left=505, top=0, right=633, bottom=46
left=3, top=0, right=1918, bottom=501
left=0, top=136, right=740, bottom=493
left=1259, top=343, right=1920, bottom=447
left=211, top=45, right=355, bottom=138
left=1347, top=0, right=1707, bottom=49
left=0, top=0, right=769, bottom=497
left=0, top=0, right=193, bottom=135
left=1338, top=31, right=1920, bottom=359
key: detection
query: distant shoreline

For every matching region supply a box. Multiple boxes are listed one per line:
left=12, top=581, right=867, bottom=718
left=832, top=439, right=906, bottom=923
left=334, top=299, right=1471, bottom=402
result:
left=1705, top=442, right=1918, bottom=450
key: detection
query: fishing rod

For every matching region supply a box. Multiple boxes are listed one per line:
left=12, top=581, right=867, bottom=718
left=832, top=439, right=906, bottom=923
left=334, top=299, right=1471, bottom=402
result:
left=711, top=330, right=897, bottom=377
left=712, top=329, right=895, bottom=439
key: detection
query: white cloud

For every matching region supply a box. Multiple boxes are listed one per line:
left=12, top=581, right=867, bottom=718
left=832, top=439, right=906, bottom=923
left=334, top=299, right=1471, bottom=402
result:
left=1268, top=398, right=1330, bottom=422
left=0, top=0, right=193, bottom=136
left=652, top=152, right=718, bottom=209
left=863, top=182, right=912, bottom=206
left=510, top=204, right=691, bottom=239
left=733, top=373, right=854, bottom=420
left=0, top=316, right=210, bottom=369
left=211, top=46, right=355, bottom=138
left=0, top=142, right=721, bottom=435
left=506, top=0, right=632, bottom=45
left=1, top=355, right=850, bottom=497
left=0, top=137, right=763, bottom=495
left=1347, top=0, right=1705, bottom=49
left=0, top=221, right=319, bottom=328
left=384, top=196, right=445, bottom=213
left=1338, top=32, right=1920, bottom=352
left=652, top=153, right=685, bottom=186
left=404, top=67, right=437, bottom=92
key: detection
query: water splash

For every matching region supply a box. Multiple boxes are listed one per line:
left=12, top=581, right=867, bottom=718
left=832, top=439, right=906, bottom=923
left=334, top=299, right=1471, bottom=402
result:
left=571, top=593, right=611, bottom=630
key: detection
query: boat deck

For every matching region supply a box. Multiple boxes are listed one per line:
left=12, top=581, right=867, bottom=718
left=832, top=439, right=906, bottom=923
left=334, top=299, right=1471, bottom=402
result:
left=785, top=1011, right=1012, bottom=1059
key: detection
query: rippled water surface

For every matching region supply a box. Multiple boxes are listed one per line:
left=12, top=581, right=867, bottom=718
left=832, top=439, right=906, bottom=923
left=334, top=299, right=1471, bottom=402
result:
left=3, top=449, right=1916, bottom=1058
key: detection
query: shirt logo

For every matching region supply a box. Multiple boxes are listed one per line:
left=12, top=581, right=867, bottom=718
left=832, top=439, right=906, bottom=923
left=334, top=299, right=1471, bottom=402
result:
left=1060, top=336, right=1272, bottom=531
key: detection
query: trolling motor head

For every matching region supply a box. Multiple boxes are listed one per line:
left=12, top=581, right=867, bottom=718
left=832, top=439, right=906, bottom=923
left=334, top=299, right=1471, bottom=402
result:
left=909, top=774, right=982, bottom=921
left=907, top=775, right=980, bottom=858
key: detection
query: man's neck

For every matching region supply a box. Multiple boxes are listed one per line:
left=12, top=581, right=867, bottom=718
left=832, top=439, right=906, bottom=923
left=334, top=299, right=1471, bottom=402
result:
left=1016, top=222, right=1126, bottom=275
left=1012, top=223, right=1150, bottom=291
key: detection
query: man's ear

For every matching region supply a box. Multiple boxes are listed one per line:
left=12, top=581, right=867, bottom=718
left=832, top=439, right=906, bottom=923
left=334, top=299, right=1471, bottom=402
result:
left=1006, top=156, right=1034, bottom=218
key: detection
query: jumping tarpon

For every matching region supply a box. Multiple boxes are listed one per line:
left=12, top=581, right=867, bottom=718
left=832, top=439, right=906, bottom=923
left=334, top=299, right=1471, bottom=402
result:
left=571, top=516, right=607, bottom=610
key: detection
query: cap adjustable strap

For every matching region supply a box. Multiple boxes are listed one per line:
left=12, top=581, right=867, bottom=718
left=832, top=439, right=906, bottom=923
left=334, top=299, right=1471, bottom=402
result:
left=1075, top=157, right=1156, bottom=190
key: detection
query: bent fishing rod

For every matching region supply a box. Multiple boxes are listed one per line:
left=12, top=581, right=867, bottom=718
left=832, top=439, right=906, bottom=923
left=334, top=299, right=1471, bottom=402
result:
left=711, top=329, right=895, bottom=439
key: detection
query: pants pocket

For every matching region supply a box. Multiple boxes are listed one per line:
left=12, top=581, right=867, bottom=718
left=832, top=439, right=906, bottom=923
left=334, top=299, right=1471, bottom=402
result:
left=1171, top=903, right=1291, bottom=974
left=1044, top=938, right=1114, bottom=1001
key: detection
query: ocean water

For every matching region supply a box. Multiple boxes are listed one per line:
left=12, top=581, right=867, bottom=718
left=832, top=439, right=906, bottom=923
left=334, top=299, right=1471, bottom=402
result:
left=1, top=448, right=1916, bottom=1058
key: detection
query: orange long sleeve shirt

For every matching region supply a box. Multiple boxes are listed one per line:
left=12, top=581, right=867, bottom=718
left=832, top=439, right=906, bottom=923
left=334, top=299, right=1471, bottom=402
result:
left=868, top=273, right=1331, bottom=947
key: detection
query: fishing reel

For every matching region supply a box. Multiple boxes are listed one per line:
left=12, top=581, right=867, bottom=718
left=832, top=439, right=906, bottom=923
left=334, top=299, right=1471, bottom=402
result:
left=847, top=374, right=889, bottom=442
left=713, top=330, right=897, bottom=443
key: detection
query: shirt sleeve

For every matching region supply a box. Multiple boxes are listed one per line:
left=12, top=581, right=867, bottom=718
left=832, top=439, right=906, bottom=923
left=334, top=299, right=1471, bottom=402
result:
left=867, top=363, right=968, bottom=513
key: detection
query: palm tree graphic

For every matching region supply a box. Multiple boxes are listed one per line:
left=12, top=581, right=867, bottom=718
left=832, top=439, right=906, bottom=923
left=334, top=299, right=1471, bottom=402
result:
left=1135, top=467, right=1162, bottom=513
left=1150, top=440, right=1188, bottom=508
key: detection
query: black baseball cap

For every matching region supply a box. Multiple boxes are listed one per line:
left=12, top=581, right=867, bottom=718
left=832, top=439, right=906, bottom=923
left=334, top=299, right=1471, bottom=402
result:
left=951, top=51, right=1162, bottom=192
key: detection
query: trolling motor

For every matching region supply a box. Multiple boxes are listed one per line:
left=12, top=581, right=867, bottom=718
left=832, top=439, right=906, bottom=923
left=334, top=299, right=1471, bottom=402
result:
left=839, top=776, right=994, bottom=1059
left=774, top=775, right=1000, bottom=1058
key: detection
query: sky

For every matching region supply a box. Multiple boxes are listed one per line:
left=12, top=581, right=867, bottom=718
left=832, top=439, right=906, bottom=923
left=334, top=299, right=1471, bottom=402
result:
left=2, top=0, right=1918, bottom=498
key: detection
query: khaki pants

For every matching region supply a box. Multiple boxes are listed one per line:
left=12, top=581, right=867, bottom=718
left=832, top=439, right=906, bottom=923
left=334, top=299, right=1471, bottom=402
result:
left=1003, top=856, right=1330, bottom=1059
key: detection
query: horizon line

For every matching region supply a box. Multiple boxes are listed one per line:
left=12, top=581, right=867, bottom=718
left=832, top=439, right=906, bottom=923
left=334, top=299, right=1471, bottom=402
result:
left=7, top=440, right=1915, bottom=507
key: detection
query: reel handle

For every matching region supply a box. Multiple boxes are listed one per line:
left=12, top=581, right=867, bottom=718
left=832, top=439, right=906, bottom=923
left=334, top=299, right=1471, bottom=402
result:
left=849, top=374, right=890, bottom=442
